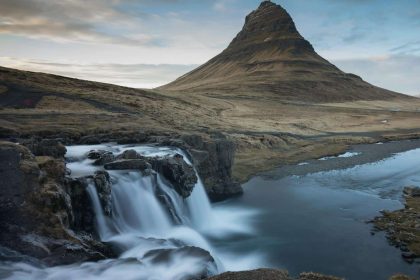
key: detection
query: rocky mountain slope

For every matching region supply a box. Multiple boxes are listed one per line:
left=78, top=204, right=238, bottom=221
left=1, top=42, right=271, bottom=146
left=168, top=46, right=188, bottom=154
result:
left=161, top=1, right=406, bottom=103
left=1, top=1, right=420, bottom=187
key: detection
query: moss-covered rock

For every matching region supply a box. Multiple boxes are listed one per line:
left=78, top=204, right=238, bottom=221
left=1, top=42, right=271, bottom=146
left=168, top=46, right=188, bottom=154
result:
left=371, top=186, right=420, bottom=264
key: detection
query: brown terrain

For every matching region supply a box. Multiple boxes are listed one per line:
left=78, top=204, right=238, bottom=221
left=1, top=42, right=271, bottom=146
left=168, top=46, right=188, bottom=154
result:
left=1, top=2, right=420, bottom=184
left=1, top=1, right=420, bottom=279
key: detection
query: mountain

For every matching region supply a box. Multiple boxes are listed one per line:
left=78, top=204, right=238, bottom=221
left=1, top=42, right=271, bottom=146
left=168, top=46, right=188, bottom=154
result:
left=1, top=2, right=420, bottom=185
left=161, top=1, right=405, bottom=102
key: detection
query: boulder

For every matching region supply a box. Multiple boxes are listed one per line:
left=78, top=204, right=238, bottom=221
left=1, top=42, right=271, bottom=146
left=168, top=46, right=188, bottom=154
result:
left=104, top=159, right=150, bottom=171
left=151, top=154, right=197, bottom=198
left=144, top=246, right=217, bottom=279
left=88, top=150, right=115, bottom=165
left=117, top=149, right=143, bottom=160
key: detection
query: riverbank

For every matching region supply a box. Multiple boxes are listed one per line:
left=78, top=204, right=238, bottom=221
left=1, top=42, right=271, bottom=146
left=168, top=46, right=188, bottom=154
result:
left=372, top=187, right=420, bottom=264
left=1, top=136, right=420, bottom=279
left=221, top=141, right=420, bottom=279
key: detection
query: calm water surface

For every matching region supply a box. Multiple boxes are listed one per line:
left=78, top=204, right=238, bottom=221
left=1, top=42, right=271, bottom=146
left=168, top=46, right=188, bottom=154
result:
left=212, top=145, right=420, bottom=280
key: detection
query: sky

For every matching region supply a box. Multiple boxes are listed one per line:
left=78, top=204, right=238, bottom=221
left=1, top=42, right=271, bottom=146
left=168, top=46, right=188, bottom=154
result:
left=0, top=0, right=419, bottom=95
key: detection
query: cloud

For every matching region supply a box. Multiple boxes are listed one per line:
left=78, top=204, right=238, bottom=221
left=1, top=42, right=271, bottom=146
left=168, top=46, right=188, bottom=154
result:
left=333, top=54, right=420, bottom=96
left=390, top=40, right=420, bottom=55
left=213, top=0, right=236, bottom=13
left=0, top=56, right=197, bottom=88
left=0, top=0, right=157, bottom=45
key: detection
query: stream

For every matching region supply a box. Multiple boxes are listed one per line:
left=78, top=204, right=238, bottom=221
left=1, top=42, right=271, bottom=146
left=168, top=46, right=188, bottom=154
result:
left=1, top=141, right=420, bottom=279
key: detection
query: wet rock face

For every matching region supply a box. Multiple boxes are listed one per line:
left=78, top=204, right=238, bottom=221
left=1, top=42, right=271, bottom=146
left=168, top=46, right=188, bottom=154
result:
left=93, top=171, right=112, bottom=216
left=151, top=154, right=198, bottom=198
left=180, top=135, right=243, bottom=201
left=117, top=149, right=144, bottom=160
left=65, top=177, right=95, bottom=233
left=144, top=246, right=217, bottom=279
left=0, top=141, right=114, bottom=266
left=88, top=150, right=115, bottom=165
left=102, top=149, right=198, bottom=198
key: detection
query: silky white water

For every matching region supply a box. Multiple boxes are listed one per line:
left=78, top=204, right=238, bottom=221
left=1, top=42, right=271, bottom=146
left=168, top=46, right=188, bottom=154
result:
left=0, top=144, right=262, bottom=280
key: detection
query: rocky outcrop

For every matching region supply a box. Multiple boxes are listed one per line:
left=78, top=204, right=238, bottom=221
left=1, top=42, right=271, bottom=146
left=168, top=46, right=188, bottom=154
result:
left=88, top=150, right=115, bottom=166
left=0, top=141, right=39, bottom=211
left=150, top=154, right=197, bottom=198
left=65, top=177, right=95, bottom=233
left=102, top=151, right=198, bottom=198
left=144, top=246, right=217, bottom=279
left=7, top=130, right=243, bottom=201
left=0, top=141, right=114, bottom=266
left=371, top=186, right=420, bottom=264
left=117, top=149, right=144, bottom=160
left=93, top=171, right=112, bottom=216
left=177, top=134, right=243, bottom=201
left=206, top=269, right=343, bottom=280
left=21, top=138, right=67, bottom=158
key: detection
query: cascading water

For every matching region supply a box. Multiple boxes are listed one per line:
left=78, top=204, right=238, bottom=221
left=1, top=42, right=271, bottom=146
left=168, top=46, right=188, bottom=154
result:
left=0, top=144, right=262, bottom=280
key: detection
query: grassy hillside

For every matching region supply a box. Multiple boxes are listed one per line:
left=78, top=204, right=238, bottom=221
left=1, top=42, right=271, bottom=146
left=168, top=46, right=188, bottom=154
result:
left=2, top=65, right=420, bottom=182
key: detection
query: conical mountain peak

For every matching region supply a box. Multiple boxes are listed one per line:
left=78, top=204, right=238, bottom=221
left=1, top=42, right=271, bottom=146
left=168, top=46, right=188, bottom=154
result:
left=161, top=1, right=401, bottom=103
left=227, top=1, right=312, bottom=55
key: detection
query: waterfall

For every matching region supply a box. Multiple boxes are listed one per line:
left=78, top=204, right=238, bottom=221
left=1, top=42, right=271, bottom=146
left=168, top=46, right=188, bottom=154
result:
left=69, top=144, right=224, bottom=277
left=0, top=144, right=262, bottom=280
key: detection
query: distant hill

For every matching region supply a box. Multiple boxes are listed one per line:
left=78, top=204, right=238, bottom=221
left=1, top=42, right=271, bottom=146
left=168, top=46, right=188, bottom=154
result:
left=161, top=1, right=408, bottom=103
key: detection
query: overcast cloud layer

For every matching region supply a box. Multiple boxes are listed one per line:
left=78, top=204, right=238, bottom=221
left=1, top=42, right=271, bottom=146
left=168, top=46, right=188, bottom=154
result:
left=0, top=0, right=419, bottom=95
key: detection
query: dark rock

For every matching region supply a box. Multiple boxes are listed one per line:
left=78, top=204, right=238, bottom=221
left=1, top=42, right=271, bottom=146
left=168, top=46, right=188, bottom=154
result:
left=0, top=141, right=114, bottom=266
left=22, top=139, right=66, bottom=158
left=207, top=269, right=343, bottom=280
left=87, top=150, right=103, bottom=160
left=0, top=142, right=39, bottom=210
left=207, top=269, right=290, bottom=280
left=117, top=149, right=143, bottom=160
left=37, top=156, right=66, bottom=182
left=151, top=154, right=197, bottom=198
left=184, top=135, right=243, bottom=201
left=65, top=177, right=95, bottom=233
left=91, top=150, right=115, bottom=165
left=104, top=159, right=150, bottom=171
left=371, top=186, right=420, bottom=263
left=144, top=246, right=217, bottom=279
left=93, top=171, right=112, bottom=216
left=298, top=272, right=344, bottom=280
left=19, top=233, right=114, bottom=266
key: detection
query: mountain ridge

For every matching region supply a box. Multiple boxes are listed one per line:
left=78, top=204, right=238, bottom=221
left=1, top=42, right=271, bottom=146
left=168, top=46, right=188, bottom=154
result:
left=161, top=1, right=407, bottom=103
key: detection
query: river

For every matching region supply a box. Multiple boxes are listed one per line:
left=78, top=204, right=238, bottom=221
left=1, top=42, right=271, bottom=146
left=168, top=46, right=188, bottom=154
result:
left=1, top=141, right=419, bottom=279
